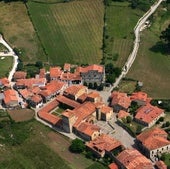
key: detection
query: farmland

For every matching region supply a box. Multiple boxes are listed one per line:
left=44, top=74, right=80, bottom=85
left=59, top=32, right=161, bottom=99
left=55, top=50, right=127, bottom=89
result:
left=27, top=0, right=104, bottom=65
left=0, top=1, right=46, bottom=63
left=103, top=1, right=144, bottom=67
left=127, top=3, right=170, bottom=99
left=0, top=56, right=13, bottom=78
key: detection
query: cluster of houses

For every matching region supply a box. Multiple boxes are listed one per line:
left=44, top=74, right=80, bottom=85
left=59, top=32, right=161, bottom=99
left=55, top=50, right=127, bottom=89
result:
left=0, top=63, right=169, bottom=169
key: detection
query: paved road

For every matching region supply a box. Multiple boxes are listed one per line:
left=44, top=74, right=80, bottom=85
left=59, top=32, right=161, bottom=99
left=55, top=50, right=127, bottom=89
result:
left=0, top=34, right=19, bottom=82
left=109, top=0, right=164, bottom=92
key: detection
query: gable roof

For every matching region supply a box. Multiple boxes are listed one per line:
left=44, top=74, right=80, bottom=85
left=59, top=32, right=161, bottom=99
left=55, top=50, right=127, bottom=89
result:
left=111, top=91, right=131, bottom=109
left=63, top=63, right=71, bottom=71
left=0, top=78, right=9, bottom=87
left=100, top=105, right=112, bottom=114
left=50, top=67, right=62, bottom=78
left=3, top=89, right=18, bottom=104
left=117, top=149, right=153, bottom=169
left=13, top=71, right=27, bottom=79
left=135, top=103, right=164, bottom=125
left=76, top=64, right=104, bottom=73
left=86, top=134, right=122, bottom=155
left=118, top=110, right=130, bottom=119
left=64, top=85, right=87, bottom=96
left=130, top=91, right=152, bottom=103
left=137, top=127, right=170, bottom=150
left=77, top=122, right=100, bottom=137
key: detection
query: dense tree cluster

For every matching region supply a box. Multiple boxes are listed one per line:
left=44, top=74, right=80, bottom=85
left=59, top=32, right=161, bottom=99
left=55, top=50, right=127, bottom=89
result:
left=160, top=24, right=170, bottom=46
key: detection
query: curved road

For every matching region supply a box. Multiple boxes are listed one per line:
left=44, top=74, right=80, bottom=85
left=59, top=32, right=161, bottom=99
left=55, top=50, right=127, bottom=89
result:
left=110, top=0, right=165, bottom=92
left=0, top=34, right=18, bottom=83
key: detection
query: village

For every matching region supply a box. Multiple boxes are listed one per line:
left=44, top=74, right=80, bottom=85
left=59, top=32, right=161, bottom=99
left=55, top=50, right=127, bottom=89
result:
left=0, top=62, right=169, bottom=169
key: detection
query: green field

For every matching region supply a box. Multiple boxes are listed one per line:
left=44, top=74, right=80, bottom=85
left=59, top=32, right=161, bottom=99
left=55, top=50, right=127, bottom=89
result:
left=127, top=4, right=170, bottom=99
left=0, top=115, right=94, bottom=169
left=0, top=1, right=46, bottom=63
left=27, top=0, right=104, bottom=65
left=103, top=2, right=144, bottom=67
left=0, top=56, right=13, bottom=78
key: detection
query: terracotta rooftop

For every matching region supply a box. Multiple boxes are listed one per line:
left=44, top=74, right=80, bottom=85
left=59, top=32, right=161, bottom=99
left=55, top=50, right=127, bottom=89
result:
left=135, top=103, right=164, bottom=124
left=40, top=81, right=66, bottom=97
left=16, top=78, right=46, bottom=88
left=64, top=85, right=87, bottom=96
left=13, top=71, right=27, bottom=80
left=0, top=77, right=9, bottom=87
left=111, top=91, right=131, bottom=109
left=31, top=95, right=42, bottom=103
left=50, top=67, right=62, bottom=78
left=77, top=122, right=100, bottom=137
left=118, top=110, right=130, bottom=119
left=137, top=127, right=170, bottom=150
left=77, top=93, right=88, bottom=103
left=60, top=72, right=81, bottom=81
left=108, top=163, right=118, bottom=169
left=155, top=160, right=167, bottom=169
left=38, top=111, right=61, bottom=126
left=86, top=134, right=122, bottom=155
left=56, top=95, right=80, bottom=109
left=117, top=149, right=153, bottom=169
left=3, top=89, right=18, bottom=104
left=76, top=64, right=104, bottom=73
left=100, top=105, right=112, bottom=114
left=130, top=91, right=152, bottom=103
left=63, top=63, right=71, bottom=71
left=39, top=68, right=46, bottom=78
left=87, top=91, right=101, bottom=99
left=19, top=89, right=33, bottom=99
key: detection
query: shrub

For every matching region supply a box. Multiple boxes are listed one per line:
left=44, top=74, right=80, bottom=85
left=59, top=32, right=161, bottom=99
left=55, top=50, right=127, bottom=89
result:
left=69, top=138, right=85, bottom=153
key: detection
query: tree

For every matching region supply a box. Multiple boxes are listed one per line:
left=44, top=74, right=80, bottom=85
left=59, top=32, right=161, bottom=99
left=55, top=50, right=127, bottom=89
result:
left=69, top=138, right=85, bottom=153
left=126, top=116, right=132, bottom=123
left=35, top=61, right=43, bottom=69
left=160, top=24, right=170, bottom=45
left=17, top=62, right=24, bottom=71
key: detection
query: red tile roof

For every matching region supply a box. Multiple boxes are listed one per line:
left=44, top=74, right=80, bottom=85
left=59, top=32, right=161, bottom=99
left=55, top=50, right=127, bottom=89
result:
left=100, top=105, right=112, bottom=114
left=19, top=89, right=33, bottom=99
left=38, top=99, right=61, bottom=125
left=39, top=68, right=46, bottom=78
left=40, top=81, right=66, bottom=97
left=31, top=95, right=42, bottom=103
left=77, top=122, right=100, bottom=137
left=16, top=78, right=46, bottom=88
left=50, top=67, right=62, bottom=79
left=3, top=89, right=18, bottom=105
left=87, top=91, right=101, bottom=99
left=56, top=95, right=80, bottom=109
left=13, top=71, right=27, bottom=79
left=155, top=160, right=167, bottom=169
left=130, top=91, right=152, bottom=103
left=64, top=63, right=71, bottom=71
left=109, top=163, right=118, bottom=169
left=117, top=149, right=153, bottom=169
left=76, top=64, right=104, bottom=73
left=111, top=91, right=131, bottom=109
left=0, top=78, right=9, bottom=87
left=86, top=134, right=122, bottom=155
left=135, top=103, right=164, bottom=125
left=60, top=72, right=81, bottom=81
left=137, top=127, right=170, bottom=150
left=118, top=110, right=130, bottom=119
left=64, top=85, right=87, bottom=96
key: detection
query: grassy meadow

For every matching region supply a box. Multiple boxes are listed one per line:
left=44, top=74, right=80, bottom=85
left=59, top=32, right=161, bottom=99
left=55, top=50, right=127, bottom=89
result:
left=0, top=56, right=13, bottom=78
left=0, top=1, right=46, bottom=63
left=104, top=2, right=144, bottom=67
left=27, top=0, right=104, bottom=65
left=127, top=4, right=170, bottom=99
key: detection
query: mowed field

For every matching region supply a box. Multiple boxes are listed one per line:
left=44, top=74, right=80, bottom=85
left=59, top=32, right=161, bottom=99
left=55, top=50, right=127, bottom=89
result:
left=127, top=5, right=170, bottom=99
left=0, top=1, right=46, bottom=63
left=104, top=2, right=144, bottom=67
left=0, top=119, right=94, bottom=169
left=27, top=0, right=104, bottom=65
left=0, top=56, right=13, bottom=78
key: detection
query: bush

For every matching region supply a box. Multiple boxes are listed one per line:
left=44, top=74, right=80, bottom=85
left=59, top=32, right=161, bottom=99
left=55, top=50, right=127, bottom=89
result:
left=69, top=138, right=85, bottom=153
left=126, top=116, right=132, bottom=123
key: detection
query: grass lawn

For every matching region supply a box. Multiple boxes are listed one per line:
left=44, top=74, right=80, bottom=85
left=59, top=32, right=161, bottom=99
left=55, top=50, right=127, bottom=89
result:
left=0, top=56, right=13, bottom=78
left=127, top=4, right=170, bottom=99
left=27, top=0, right=104, bottom=65
left=0, top=43, right=7, bottom=52
left=104, top=1, right=144, bottom=67
left=0, top=117, right=94, bottom=169
left=0, top=1, right=46, bottom=63
left=162, top=153, right=170, bottom=167
left=118, top=79, right=137, bottom=94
